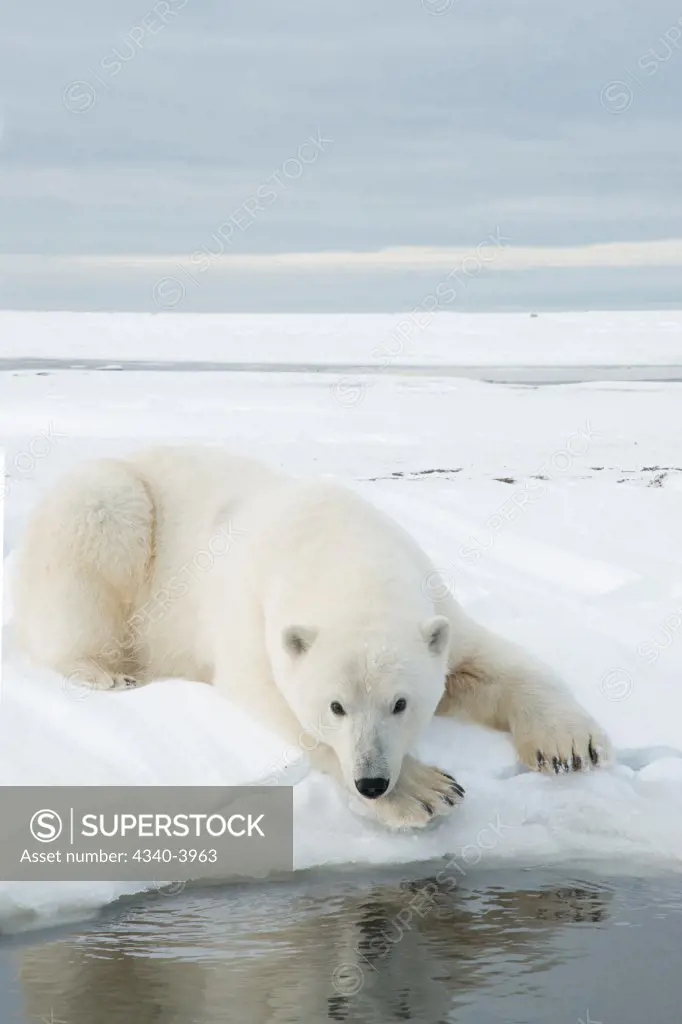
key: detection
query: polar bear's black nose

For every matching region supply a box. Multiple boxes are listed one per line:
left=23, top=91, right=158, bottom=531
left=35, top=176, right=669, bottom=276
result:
left=355, top=777, right=390, bottom=798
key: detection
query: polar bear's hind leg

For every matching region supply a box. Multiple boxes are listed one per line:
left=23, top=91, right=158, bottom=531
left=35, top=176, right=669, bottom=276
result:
left=12, top=459, right=155, bottom=690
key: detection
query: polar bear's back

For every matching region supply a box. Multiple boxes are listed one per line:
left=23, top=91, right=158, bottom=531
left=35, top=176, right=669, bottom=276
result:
left=121, top=446, right=283, bottom=678
left=126, top=444, right=281, bottom=600
left=127, top=445, right=438, bottom=662
left=247, top=477, right=438, bottom=633
left=127, top=445, right=280, bottom=521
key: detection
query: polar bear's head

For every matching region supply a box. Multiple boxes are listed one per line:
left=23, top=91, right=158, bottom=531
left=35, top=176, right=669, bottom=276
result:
left=269, top=616, right=450, bottom=799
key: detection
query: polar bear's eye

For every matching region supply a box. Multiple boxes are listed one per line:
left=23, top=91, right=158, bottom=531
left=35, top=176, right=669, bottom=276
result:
left=330, top=701, right=346, bottom=716
left=392, top=698, right=407, bottom=714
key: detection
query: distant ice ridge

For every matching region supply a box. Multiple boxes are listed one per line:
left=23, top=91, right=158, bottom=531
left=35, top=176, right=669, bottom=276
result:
left=0, top=309, right=681, bottom=366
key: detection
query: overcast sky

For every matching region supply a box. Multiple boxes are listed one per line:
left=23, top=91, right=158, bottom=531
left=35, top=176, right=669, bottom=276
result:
left=1, top=0, right=681, bottom=311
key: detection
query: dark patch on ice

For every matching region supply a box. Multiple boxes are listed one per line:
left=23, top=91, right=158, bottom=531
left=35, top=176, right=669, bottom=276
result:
left=367, top=468, right=463, bottom=481
left=614, top=467, right=680, bottom=486
left=494, top=476, right=516, bottom=484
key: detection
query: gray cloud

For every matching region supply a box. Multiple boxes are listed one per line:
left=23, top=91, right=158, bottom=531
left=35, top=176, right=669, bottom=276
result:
left=0, top=0, right=681, bottom=309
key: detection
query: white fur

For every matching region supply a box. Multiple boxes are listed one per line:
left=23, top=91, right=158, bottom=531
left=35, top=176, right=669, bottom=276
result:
left=12, top=446, right=611, bottom=830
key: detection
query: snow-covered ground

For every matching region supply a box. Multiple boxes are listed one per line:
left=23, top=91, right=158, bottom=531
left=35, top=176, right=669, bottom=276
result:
left=1, top=312, right=682, bottom=933
left=1, top=309, right=682, bottom=366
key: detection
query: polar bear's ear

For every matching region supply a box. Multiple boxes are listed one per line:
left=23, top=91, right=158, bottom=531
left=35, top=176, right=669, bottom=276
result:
left=421, top=616, right=450, bottom=656
left=283, top=626, right=317, bottom=657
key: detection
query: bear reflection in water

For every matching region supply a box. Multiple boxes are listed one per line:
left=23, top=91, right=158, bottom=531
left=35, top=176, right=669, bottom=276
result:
left=19, top=875, right=612, bottom=1024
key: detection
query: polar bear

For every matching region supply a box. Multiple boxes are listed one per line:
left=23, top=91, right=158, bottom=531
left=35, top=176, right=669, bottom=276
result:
left=12, top=446, right=611, bottom=829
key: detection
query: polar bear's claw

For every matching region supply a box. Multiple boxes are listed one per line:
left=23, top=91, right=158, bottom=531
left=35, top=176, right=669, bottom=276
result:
left=106, top=674, right=141, bottom=691
left=439, top=771, right=465, bottom=798
left=62, top=662, right=144, bottom=694
left=448, top=778, right=466, bottom=798
left=524, top=718, right=611, bottom=775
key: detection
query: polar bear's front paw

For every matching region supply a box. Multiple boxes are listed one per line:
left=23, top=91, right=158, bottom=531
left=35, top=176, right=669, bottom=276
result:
left=370, top=756, right=465, bottom=830
left=513, top=708, right=611, bottom=774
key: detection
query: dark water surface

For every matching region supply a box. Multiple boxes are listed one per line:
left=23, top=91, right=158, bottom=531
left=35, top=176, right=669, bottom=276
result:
left=1, top=865, right=681, bottom=1023
left=2, top=359, right=682, bottom=384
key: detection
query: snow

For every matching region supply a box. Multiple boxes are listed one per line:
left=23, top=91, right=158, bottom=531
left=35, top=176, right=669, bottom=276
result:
left=1, top=309, right=682, bottom=366
left=1, top=311, right=682, bottom=934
